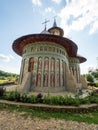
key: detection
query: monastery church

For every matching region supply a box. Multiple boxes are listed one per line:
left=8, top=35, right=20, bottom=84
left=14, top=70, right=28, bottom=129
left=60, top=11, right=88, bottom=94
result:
left=12, top=19, right=87, bottom=93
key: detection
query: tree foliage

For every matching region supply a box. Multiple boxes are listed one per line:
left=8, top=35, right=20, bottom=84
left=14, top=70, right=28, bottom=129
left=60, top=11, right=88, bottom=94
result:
left=86, top=74, right=94, bottom=83
left=0, top=70, right=18, bottom=77
left=91, top=71, right=98, bottom=80
left=0, top=70, right=19, bottom=83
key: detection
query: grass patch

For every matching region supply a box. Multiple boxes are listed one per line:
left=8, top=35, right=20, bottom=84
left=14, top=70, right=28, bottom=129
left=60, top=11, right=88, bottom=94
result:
left=0, top=79, right=8, bottom=84
left=0, top=103, right=98, bottom=124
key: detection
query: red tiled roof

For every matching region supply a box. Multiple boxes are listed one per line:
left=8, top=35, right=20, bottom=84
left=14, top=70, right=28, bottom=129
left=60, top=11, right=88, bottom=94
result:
left=12, top=34, right=86, bottom=63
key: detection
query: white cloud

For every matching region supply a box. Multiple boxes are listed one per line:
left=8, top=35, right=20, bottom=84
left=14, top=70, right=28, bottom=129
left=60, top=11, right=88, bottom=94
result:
left=80, top=63, right=97, bottom=74
left=52, top=0, right=62, bottom=4
left=89, top=21, right=98, bottom=34
left=44, top=7, right=56, bottom=15
left=32, top=0, right=42, bottom=6
left=0, top=65, right=20, bottom=74
left=42, top=7, right=56, bottom=17
left=45, top=7, right=53, bottom=13
left=0, top=54, right=14, bottom=62
left=59, top=0, right=98, bottom=36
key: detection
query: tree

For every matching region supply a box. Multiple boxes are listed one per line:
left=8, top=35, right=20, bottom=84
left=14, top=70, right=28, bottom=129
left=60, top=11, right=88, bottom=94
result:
left=86, top=74, right=94, bottom=83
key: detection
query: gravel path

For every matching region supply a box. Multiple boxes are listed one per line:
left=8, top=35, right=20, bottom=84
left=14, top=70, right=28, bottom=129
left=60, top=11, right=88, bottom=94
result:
left=0, top=110, right=98, bottom=130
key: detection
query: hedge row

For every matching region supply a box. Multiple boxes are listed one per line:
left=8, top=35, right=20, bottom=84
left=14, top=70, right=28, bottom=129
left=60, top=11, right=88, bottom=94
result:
left=0, top=89, right=98, bottom=106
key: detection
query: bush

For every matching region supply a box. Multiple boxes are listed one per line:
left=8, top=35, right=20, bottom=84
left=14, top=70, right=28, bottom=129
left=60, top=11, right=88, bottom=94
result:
left=95, top=82, right=98, bottom=87
left=20, top=93, right=31, bottom=103
left=79, top=97, right=90, bottom=104
left=0, top=87, right=6, bottom=97
left=36, top=93, right=43, bottom=103
left=89, top=94, right=98, bottom=104
left=63, top=96, right=80, bottom=106
left=2, top=90, right=98, bottom=106
left=43, top=95, right=51, bottom=104
left=30, top=94, right=38, bottom=103
left=43, top=95, right=80, bottom=106
left=3, top=90, right=20, bottom=101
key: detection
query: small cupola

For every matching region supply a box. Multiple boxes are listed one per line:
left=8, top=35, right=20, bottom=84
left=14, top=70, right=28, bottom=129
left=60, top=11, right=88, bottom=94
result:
left=40, top=19, right=50, bottom=34
left=48, top=18, right=64, bottom=37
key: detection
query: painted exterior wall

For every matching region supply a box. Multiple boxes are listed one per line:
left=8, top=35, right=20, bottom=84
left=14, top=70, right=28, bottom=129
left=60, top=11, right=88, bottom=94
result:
left=19, top=42, right=82, bottom=93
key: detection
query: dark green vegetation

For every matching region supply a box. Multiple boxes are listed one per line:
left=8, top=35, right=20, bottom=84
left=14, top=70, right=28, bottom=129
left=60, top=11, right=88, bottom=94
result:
left=0, top=90, right=98, bottom=106
left=0, top=103, right=98, bottom=124
left=0, top=70, right=19, bottom=85
left=86, top=69, right=98, bottom=87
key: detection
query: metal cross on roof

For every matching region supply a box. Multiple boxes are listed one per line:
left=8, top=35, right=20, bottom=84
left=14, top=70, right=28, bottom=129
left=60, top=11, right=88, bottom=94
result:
left=42, top=19, right=50, bottom=30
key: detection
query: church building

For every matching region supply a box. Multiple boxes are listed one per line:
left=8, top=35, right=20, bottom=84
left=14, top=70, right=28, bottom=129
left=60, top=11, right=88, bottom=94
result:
left=12, top=19, right=87, bottom=93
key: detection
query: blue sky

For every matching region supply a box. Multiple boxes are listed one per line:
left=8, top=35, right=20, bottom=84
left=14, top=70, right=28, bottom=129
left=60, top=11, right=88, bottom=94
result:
left=0, top=0, right=98, bottom=74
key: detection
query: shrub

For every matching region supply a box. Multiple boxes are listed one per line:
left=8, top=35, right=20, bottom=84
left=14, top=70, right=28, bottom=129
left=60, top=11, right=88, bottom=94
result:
left=30, top=94, right=38, bottom=103
left=3, top=90, right=20, bottom=101
left=79, top=97, right=90, bottom=104
left=95, top=82, right=98, bottom=87
left=43, top=95, right=80, bottom=106
left=89, top=94, right=98, bottom=104
left=20, top=93, right=31, bottom=103
left=0, top=87, right=6, bottom=97
left=36, top=93, right=43, bottom=103
left=2, top=90, right=98, bottom=106
left=63, top=96, right=80, bottom=106
left=43, top=95, right=51, bottom=104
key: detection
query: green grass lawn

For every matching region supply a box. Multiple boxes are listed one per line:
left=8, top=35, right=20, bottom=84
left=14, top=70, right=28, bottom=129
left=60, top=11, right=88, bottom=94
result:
left=0, top=79, right=8, bottom=84
left=0, top=103, right=98, bottom=124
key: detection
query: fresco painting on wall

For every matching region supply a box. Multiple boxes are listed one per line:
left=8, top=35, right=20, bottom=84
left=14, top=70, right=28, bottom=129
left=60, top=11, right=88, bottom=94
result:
left=37, top=73, right=41, bottom=87
left=24, top=59, right=28, bottom=73
left=44, top=57, right=49, bottom=71
left=32, top=73, right=36, bottom=86
left=51, top=58, right=55, bottom=71
left=56, top=59, right=60, bottom=71
left=29, top=57, right=34, bottom=72
left=33, top=58, right=38, bottom=71
left=51, top=73, right=55, bottom=87
left=43, top=57, right=49, bottom=87
left=57, top=73, right=60, bottom=86
left=44, top=73, right=48, bottom=87
left=38, top=57, right=42, bottom=71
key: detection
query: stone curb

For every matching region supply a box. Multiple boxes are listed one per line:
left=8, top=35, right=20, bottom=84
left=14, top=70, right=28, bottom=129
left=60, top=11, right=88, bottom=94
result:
left=0, top=100, right=98, bottom=113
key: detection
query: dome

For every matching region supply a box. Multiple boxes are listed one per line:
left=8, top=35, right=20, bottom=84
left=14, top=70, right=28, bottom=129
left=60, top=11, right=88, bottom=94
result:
left=48, top=19, right=64, bottom=37
left=40, top=29, right=50, bottom=34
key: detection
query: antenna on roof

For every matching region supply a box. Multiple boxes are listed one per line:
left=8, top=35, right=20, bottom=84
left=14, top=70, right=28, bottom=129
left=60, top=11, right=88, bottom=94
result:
left=42, top=19, right=50, bottom=30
